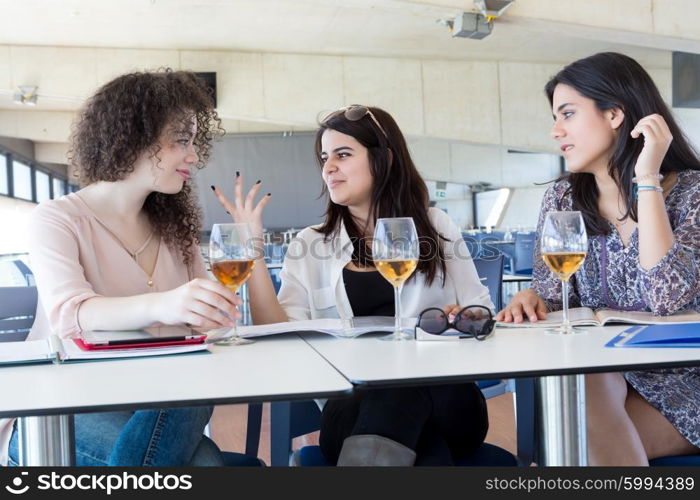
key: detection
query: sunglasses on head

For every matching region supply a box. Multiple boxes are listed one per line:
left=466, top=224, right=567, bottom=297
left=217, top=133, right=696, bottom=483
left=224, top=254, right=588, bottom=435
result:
left=322, top=105, right=388, bottom=138
left=416, top=305, right=495, bottom=340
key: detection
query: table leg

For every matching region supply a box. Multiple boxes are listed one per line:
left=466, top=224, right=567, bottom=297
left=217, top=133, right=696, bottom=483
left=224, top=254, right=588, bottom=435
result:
left=537, top=374, right=587, bottom=466
left=18, top=415, right=75, bottom=466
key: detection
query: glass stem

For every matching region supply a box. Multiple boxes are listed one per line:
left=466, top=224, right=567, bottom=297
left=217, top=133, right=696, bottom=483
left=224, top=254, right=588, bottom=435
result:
left=394, top=283, right=402, bottom=336
left=561, top=278, right=570, bottom=329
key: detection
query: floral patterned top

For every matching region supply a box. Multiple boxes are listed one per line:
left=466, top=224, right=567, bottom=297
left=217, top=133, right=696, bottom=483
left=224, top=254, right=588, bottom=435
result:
left=532, top=169, right=700, bottom=447
left=533, top=170, right=700, bottom=315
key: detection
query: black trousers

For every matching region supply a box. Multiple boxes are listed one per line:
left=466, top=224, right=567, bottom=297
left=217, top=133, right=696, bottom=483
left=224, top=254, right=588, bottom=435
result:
left=319, top=382, right=489, bottom=465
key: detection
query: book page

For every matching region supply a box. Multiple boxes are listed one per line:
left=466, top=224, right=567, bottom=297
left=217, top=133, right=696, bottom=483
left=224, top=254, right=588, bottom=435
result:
left=497, top=307, right=598, bottom=327
left=236, top=316, right=407, bottom=339
left=0, top=339, right=54, bottom=365
left=596, top=308, right=700, bottom=326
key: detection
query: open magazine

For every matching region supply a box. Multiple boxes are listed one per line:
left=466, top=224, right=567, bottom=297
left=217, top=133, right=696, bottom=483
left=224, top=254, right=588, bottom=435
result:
left=234, top=316, right=412, bottom=339
left=497, top=307, right=700, bottom=328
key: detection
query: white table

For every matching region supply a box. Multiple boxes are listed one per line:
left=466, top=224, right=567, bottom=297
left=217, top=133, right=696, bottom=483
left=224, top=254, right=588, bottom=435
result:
left=301, top=326, right=700, bottom=465
left=0, top=335, right=352, bottom=465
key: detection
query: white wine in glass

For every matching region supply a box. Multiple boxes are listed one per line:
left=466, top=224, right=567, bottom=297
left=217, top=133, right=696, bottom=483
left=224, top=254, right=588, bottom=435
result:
left=373, top=217, right=420, bottom=341
left=540, top=211, right=588, bottom=334
left=209, top=223, right=257, bottom=345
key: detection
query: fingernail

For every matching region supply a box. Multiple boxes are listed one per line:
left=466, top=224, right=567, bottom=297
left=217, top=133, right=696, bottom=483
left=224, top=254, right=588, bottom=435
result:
left=236, top=171, right=240, bottom=177
left=267, top=193, right=272, bottom=196
left=226, top=211, right=230, bottom=215
left=256, top=179, right=261, bottom=184
left=210, top=185, right=215, bottom=191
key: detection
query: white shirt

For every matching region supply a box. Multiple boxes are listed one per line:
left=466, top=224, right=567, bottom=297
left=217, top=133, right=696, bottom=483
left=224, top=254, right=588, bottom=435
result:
left=278, top=207, right=493, bottom=321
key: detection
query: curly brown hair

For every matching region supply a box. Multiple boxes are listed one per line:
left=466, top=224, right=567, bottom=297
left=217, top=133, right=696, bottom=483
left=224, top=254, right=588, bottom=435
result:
left=69, top=69, right=224, bottom=266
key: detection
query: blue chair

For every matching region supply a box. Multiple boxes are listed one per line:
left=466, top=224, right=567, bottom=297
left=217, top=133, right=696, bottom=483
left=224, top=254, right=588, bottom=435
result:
left=472, top=256, right=504, bottom=312
left=0, top=286, right=37, bottom=342
left=512, top=232, right=536, bottom=275
left=271, top=391, right=518, bottom=467
left=514, top=378, right=700, bottom=466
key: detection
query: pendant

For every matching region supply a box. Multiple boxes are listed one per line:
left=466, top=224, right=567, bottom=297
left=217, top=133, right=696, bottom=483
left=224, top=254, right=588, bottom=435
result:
left=147, top=279, right=153, bottom=287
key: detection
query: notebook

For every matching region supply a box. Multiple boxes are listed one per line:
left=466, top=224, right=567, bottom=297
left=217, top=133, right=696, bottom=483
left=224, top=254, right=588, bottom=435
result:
left=606, top=323, right=700, bottom=348
left=0, top=334, right=209, bottom=367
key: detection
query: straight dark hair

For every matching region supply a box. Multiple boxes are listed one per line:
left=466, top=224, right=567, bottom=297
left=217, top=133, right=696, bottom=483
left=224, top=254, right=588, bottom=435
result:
left=545, top=52, right=700, bottom=235
left=314, top=106, right=446, bottom=285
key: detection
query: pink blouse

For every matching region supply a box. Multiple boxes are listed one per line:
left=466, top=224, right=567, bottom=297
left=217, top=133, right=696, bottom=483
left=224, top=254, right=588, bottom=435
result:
left=1, top=192, right=208, bottom=465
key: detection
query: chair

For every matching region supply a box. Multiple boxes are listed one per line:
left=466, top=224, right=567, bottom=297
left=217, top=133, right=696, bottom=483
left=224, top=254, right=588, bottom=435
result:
left=0, top=286, right=37, bottom=342
left=513, top=378, right=700, bottom=466
left=472, top=256, right=504, bottom=312
left=270, top=393, right=518, bottom=467
left=512, top=232, right=536, bottom=275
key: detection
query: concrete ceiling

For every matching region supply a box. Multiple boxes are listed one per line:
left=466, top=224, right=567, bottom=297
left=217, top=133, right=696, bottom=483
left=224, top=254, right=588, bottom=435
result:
left=0, top=0, right=677, bottom=65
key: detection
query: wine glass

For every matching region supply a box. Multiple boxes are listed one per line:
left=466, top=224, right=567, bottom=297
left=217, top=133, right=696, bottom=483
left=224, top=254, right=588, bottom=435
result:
left=540, top=211, right=588, bottom=334
left=372, top=217, right=420, bottom=341
left=209, top=223, right=257, bottom=345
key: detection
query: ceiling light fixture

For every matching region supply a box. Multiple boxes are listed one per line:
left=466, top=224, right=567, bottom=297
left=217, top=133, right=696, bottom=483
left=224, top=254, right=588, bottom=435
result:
left=443, top=0, right=515, bottom=40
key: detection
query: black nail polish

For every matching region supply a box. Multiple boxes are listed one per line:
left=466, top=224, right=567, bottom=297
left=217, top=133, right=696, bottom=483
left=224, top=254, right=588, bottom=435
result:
left=226, top=211, right=230, bottom=215
left=236, top=171, right=240, bottom=177
left=210, top=185, right=215, bottom=191
left=267, top=193, right=272, bottom=196
left=256, top=180, right=261, bottom=184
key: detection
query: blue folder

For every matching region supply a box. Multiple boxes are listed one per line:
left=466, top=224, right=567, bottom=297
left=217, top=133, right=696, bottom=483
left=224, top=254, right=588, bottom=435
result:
left=606, top=324, right=700, bottom=348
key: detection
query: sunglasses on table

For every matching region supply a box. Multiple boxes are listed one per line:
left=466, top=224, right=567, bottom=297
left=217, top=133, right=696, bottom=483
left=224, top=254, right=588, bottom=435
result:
left=321, top=105, right=388, bottom=138
left=416, top=305, right=496, bottom=340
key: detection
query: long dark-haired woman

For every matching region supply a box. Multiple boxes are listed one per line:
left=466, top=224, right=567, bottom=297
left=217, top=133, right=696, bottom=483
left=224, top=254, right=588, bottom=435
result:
left=498, top=52, right=700, bottom=465
left=212, top=105, right=493, bottom=465
left=2, top=70, right=240, bottom=466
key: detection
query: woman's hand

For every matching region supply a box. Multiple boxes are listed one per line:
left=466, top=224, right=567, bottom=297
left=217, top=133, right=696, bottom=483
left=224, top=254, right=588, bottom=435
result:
left=631, top=114, right=672, bottom=178
left=495, top=289, right=548, bottom=323
left=211, top=173, right=271, bottom=239
left=156, top=278, right=242, bottom=330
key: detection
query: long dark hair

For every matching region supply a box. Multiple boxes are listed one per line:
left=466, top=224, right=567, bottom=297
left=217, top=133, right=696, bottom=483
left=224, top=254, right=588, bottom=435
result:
left=69, top=69, right=224, bottom=266
left=545, top=52, right=700, bottom=235
left=314, top=106, right=447, bottom=285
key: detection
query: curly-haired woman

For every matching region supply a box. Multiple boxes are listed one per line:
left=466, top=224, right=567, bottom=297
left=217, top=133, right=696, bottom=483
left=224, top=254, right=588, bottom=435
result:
left=1, top=70, right=239, bottom=466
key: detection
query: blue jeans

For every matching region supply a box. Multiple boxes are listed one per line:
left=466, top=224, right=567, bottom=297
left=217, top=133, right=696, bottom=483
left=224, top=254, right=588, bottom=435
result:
left=8, top=407, right=223, bottom=466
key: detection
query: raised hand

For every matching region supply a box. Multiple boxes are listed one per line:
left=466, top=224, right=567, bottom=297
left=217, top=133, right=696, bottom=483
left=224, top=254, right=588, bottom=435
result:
left=631, top=114, right=672, bottom=178
left=211, top=172, right=271, bottom=239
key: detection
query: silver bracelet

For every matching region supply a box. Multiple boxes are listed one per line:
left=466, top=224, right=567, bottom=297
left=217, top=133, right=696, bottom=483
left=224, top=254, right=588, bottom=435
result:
left=634, top=185, right=663, bottom=199
left=632, top=173, right=664, bottom=183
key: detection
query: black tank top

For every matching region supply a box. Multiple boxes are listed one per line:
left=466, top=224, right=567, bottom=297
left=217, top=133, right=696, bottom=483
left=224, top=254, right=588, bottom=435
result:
left=342, top=268, right=395, bottom=317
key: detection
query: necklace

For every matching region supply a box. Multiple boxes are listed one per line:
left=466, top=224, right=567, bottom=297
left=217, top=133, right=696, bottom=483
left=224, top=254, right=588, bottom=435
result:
left=75, top=193, right=157, bottom=287
left=127, top=232, right=157, bottom=287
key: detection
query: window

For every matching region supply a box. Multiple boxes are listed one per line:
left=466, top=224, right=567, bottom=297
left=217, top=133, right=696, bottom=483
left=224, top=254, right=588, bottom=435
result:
left=476, top=188, right=511, bottom=229
left=12, top=160, right=32, bottom=201
left=0, top=154, right=7, bottom=195
left=52, top=177, right=66, bottom=198
left=35, top=170, right=50, bottom=203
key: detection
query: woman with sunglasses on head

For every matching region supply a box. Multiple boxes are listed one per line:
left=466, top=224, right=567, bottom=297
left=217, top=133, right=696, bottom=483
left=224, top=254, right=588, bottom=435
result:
left=212, top=105, right=493, bottom=466
left=1, top=70, right=244, bottom=467
left=497, top=52, right=700, bottom=464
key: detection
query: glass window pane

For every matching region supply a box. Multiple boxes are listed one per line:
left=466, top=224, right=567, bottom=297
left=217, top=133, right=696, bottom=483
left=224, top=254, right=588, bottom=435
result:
left=0, top=154, right=7, bottom=195
left=36, top=170, right=50, bottom=203
left=12, top=160, right=32, bottom=201
left=52, top=177, right=66, bottom=198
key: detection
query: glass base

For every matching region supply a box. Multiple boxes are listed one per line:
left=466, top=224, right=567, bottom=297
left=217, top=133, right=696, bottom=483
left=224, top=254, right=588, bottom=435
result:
left=544, top=325, right=587, bottom=335
left=379, top=330, right=414, bottom=341
left=214, top=336, right=254, bottom=346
